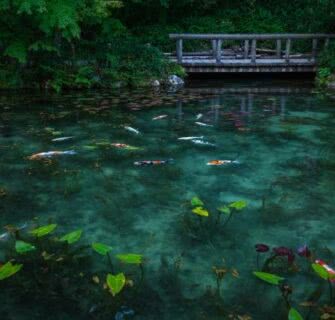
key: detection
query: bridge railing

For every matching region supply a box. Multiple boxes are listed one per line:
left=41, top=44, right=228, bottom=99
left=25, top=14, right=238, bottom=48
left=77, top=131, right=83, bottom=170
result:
left=169, top=34, right=335, bottom=64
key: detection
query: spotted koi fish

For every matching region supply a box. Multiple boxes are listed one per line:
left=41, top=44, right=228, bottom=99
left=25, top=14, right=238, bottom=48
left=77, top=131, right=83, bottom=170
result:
left=207, top=160, right=240, bottom=166
left=134, top=159, right=173, bottom=166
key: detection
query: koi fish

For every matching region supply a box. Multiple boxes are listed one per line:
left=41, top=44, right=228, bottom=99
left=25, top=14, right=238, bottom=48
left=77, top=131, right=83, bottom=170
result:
left=152, top=115, right=168, bottom=120
left=52, top=136, right=73, bottom=142
left=124, top=126, right=140, bottom=135
left=195, top=122, right=213, bottom=127
left=28, top=150, right=77, bottom=160
left=111, top=143, right=140, bottom=150
left=207, top=160, right=240, bottom=166
left=134, top=159, right=173, bottom=166
left=191, top=139, right=216, bottom=147
left=178, top=136, right=204, bottom=141
left=196, top=113, right=203, bottom=120
left=315, top=260, right=335, bottom=282
left=0, top=223, right=28, bottom=242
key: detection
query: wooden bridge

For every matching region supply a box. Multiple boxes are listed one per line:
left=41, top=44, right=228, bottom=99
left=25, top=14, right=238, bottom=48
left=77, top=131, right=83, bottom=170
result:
left=168, top=33, right=335, bottom=73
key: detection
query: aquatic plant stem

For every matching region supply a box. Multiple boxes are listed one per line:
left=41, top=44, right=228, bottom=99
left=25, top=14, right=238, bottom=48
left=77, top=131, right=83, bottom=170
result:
left=328, top=279, right=333, bottom=305
left=256, top=253, right=260, bottom=270
left=107, top=252, right=114, bottom=273
left=221, top=212, right=233, bottom=229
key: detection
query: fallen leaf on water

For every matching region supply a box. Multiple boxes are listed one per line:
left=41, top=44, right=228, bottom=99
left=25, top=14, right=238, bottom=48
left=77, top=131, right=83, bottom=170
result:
left=231, top=268, right=240, bottom=278
left=92, top=276, right=100, bottom=284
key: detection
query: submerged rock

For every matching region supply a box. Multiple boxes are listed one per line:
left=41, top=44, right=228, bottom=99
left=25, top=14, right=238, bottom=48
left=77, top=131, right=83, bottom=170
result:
left=151, top=80, right=160, bottom=87
left=167, top=75, right=184, bottom=86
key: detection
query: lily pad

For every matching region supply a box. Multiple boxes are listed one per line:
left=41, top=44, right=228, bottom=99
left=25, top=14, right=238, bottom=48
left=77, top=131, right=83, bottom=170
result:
left=106, top=273, right=126, bottom=296
left=60, top=230, right=82, bottom=244
left=92, top=242, right=112, bottom=256
left=116, top=253, right=143, bottom=264
left=217, top=205, right=231, bottom=215
left=191, top=196, right=204, bottom=207
left=15, top=240, right=36, bottom=254
left=229, top=200, right=247, bottom=211
left=0, top=261, right=23, bottom=280
left=192, top=207, right=209, bottom=217
left=288, top=308, right=304, bottom=320
left=30, top=224, right=57, bottom=238
left=253, top=271, right=284, bottom=285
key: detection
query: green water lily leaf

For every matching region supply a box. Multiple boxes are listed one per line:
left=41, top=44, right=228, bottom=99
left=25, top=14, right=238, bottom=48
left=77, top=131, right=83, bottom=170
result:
left=106, top=273, right=126, bottom=296
left=60, top=230, right=82, bottom=244
left=0, top=261, right=23, bottom=280
left=15, top=240, right=36, bottom=254
left=217, top=205, right=231, bottom=215
left=191, top=196, right=204, bottom=207
left=253, top=271, right=284, bottom=285
left=312, top=263, right=330, bottom=280
left=192, top=207, right=209, bottom=217
left=92, top=242, right=112, bottom=256
left=30, top=224, right=57, bottom=237
left=116, top=253, right=143, bottom=264
left=229, top=200, right=247, bottom=211
left=288, top=308, right=304, bottom=320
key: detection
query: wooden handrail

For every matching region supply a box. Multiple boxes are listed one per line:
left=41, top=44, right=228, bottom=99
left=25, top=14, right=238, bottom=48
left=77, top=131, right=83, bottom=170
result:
left=169, top=33, right=335, bottom=40
left=170, top=33, right=334, bottom=64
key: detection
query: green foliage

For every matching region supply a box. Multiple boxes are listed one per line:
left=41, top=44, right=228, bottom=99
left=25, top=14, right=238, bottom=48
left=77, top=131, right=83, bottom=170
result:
left=229, top=200, right=248, bottom=211
left=288, top=308, right=304, bottom=320
left=106, top=273, right=126, bottom=296
left=92, top=242, right=113, bottom=256
left=191, top=196, right=204, bottom=207
left=253, top=271, right=284, bottom=285
left=311, top=263, right=335, bottom=280
left=0, top=262, right=23, bottom=280
left=192, top=207, right=209, bottom=217
left=116, top=253, right=143, bottom=264
left=15, top=240, right=36, bottom=254
left=60, top=230, right=82, bottom=244
left=30, top=224, right=57, bottom=237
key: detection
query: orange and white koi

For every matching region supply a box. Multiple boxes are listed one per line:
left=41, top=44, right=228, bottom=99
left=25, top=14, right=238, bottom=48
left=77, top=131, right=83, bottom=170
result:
left=28, top=150, right=77, bottom=160
left=207, top=160, right=240, bottom=166
left=134, top=159, right=173, bottom=166
left=152, top=115, right=168, bottom=120
left=315, top=260, right=335, bottom=282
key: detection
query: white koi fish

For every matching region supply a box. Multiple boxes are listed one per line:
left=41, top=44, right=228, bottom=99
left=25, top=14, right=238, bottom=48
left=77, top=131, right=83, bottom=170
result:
left=52, top=136, right=73, bottom=142
left=124, top=126, right=140, bottom=135
left=152, top=115, right=168, bottom=120
left=195, top=122, right=213, bottom=127
left=178, top=136, right=204, bottom=141
left=196, top=113, right=203, bottom=120
left=29, top=150, right=77, bottom=160
left=192, top=140, right=216, bottom=147
left=207, top=160, right=240, bottom=166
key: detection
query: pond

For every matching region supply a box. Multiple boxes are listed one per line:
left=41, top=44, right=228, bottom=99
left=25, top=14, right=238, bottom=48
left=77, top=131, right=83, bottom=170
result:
left=1, top=79, right=335, bottom=319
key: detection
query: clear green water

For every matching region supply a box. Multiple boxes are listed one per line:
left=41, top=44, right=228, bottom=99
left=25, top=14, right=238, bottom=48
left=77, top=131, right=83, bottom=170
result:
left=1, top=80, right=335, bottom=319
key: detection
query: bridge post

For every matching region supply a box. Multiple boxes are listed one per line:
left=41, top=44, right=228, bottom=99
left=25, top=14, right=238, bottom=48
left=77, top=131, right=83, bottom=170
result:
left=244, top=40, right=249, bottom=59
left=285, top=39, right=291, bottom=63
left=312, top=39, right=318, bottom=60
left=211, top=40, right=217, bottom=56
left=251, top=39, right=257, bottom=63
left=325, top=38, right=330, bottom=48
left=176, top=39, right=183, bottom=63
left=215, top=39, right=222, bottom=63
left=276, top=40, right=282, bottom=58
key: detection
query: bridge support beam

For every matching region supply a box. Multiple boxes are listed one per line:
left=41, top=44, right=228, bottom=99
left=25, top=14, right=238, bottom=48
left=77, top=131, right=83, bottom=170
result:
left=215, top=39, right=222, bottom=63
left=244, top=40, right=249, bottom=59
left=251, top=39, right=257, bottom=63
left=276, top=40, right=282, bottom=58
left=285, top=39, right=291, bottom=63
left=176, top=39, right=183, bottom=63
